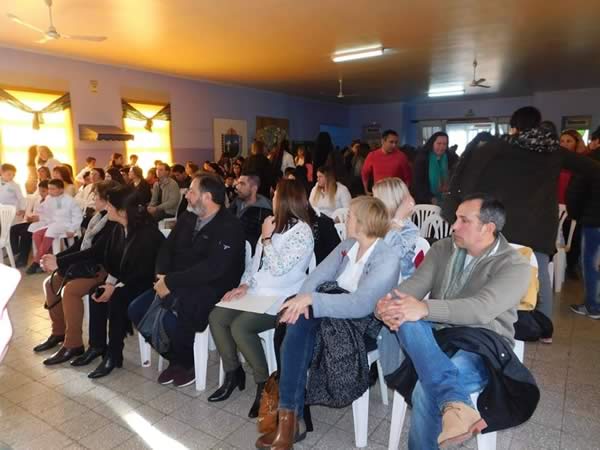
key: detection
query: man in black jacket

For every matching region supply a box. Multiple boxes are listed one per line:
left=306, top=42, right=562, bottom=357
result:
left=228, top=173, right=272, bottom=252
left=128, top=174, right=245, bottom=387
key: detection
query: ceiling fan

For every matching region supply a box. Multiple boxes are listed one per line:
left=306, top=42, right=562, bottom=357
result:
left=7, top=0, right=107, bottom=43
left=470, top=59, right=490, bottom=89
left=335, top=79, right=359, bottom=99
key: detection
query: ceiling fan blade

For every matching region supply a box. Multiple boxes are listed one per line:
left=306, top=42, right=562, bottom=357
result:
left=61, top=34, right=107, bottom=42
left=479, top=85, right=491, bottom=89
left=35, top=37, right=52, bottom=44
left=7, top=13, right=46, bottom=34
left=475, top=78, right=487, bottom=84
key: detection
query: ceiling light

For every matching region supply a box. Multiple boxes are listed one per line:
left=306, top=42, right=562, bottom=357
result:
left=428, top=85, right=465, bottom=97
left=332, top=46, right=384, bottom=63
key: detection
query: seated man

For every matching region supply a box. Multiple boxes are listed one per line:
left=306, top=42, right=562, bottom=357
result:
left=147, top=162, right=181, bottom=221
left=128, top=174, right=245, bottom=387
left=228, top=173, right=272, bottom=252
left=171, top=163, right=192, bottom=189
left=376, top=194, right=537, bottom=449
left=26, top=179, right=82, bottom=274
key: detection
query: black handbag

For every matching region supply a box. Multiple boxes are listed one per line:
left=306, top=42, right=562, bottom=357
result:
left=136, top=293, right=179, bottom=356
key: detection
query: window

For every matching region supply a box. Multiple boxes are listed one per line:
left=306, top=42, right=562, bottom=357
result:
left=0, top=89, right=74, bottom=188
left=446, top=122, right=495, bottom=155
left=562, top=116, right=592, bottom=143
left=124, top=101, right=172, bottom=173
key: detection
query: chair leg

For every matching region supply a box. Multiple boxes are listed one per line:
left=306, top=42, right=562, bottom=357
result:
left=157, top=355, right=164, bottom=372
left=5, top=243, right=16, bottom=268
left=219, top=357, right=225, bottom=386
left=208, top=331, right=217, bottom=351
left=376, top=359, right=388, bottom=406
left=82, top=295, right=90, bottom=325
left=138, top=332, right=151, bottom=367
left=194, top=330, right=209, bottom=391
left=388, top=391, right=407, bottom=450
left=352, top=388, right=370, bottom=448
left=52, top=238, right=61, bottom=254
left=476, top=429, right=497, bottom=450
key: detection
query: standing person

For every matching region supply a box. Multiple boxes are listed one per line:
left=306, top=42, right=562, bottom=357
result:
left=413, top=132, right=458, bottom=205
left=76, top=157, right=97, bottom=185
left=106, top=153, right=124, bottom=171
left=567, top=126, right=600, bottom=320
left=25, top=145, right=39, bottom=195
left=344, top=140, right=366, bottom=196
left=129, top=154, right=139, bottom=167
left=362, top=130, right=412, bottom=193
left=443, top=106, right=600, bottom=341
left=26, top=179, right=83, bottom=274
left=147, top=163, right=181, bottom=220
left=128, top=166, right=152, bottom=205
left=294, top=146, right=313, bottom=183
left=313, top=132, right=334, bottom=173
left=271, top=140, right=295, bottom=176
left=243, top=140, right=274, bottom=198
left=208, top=179, right=315, bottom=417
left=86, top=185, right=164, bottom=378
left=308, top=166, right=351, bottom=218
left=37, top=146, right=60, bottom=172
left=37, top=166, right=51, bottom=183
left=52, top=166, right=77, bottom=197
left=228, top=174, right=273, bottom=252
left=128, top=174, right=245, bottom=387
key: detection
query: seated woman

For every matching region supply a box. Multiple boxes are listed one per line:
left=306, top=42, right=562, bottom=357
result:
left=256, top=196, right=401, bottom=449
left=372, top=177, right=419, bottom=280
left=34, top=180, right=119, bottom=364
left=128, top=166, right=152, bottom=205
left=52, top=165, right=77, bottom=197
left=208, top=179, right=315, bottom=417
left=309, top=166, right=351, bottom=218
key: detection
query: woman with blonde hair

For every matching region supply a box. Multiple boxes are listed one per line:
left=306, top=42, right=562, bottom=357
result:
left=309, top=165, right=351, bottom=218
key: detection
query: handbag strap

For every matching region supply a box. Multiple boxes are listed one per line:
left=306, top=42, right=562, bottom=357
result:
left=45, top=270, right=66, bottom=310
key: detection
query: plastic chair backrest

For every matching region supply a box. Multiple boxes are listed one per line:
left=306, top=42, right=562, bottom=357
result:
left=556, top=204, right=576, bottom=251
left=245, top=241, right=252, bottom=270
left=411, top=204, right=441, bottom=230
left=509, top=243, right=538, bottom=269
left=420, top=213, right=451, bottom=240
left=331, top=208, right=349, bottom=224
left=334, top=223, right=346, bottom=241
left=0, top=205, right=17, bottom=245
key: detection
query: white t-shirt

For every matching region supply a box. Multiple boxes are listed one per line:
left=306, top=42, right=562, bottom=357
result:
left=336, top=239, right=379, bottom=293
left=309, top=182, right=352, bottom=218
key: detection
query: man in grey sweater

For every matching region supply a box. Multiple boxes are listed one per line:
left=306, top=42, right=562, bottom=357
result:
left=376, top=194, right=530, bottom=449
left=147, top=162, right=181, bottom=221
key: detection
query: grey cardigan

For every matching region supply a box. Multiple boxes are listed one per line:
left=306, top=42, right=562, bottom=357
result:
left=299, top=239, right=401, bottom=319
left=150, top=177, right=181, bottom=216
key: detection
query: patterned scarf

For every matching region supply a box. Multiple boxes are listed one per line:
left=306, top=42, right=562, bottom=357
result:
left=504, top=128, right=560, bottom=154
left=80, top=212, right=108, bottom=250
left=440, top=238, right=498, bottom=299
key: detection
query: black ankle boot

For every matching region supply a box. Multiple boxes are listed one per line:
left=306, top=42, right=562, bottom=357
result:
left=248, top=381, right=266, bottom=418
left=207, top=366, right=245, bottom=402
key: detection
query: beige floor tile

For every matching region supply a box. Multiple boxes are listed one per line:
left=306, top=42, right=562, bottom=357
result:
left=78, top=421, right=134, bottom=450
left=55, top=409, right=111, bottom=441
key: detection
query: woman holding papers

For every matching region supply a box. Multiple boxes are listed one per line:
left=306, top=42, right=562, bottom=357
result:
left=256, top=196, right=401, bottom=449
left=208, top=179, right=314, bottom=419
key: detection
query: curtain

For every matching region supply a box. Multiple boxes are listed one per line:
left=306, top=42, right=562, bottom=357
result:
left=122, top=100, right=170, bottom=132
left=0, top=88, right=70, bottom=130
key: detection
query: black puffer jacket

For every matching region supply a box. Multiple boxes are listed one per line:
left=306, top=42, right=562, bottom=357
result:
left=443, top=129, right=600, bottom=255
left=566, top=149, right=600, bottom=227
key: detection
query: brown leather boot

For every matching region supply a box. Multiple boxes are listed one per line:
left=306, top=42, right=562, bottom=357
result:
left=437, top=402, right=487, bottom=448
left=269, top=409, right=297, bottom=450
left=255, top=418, right=308, bottom=449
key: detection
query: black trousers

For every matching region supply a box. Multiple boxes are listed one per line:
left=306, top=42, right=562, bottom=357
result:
left=88, top=284, right=146, bottom=361
left=9, top=223, right=32, bottom=264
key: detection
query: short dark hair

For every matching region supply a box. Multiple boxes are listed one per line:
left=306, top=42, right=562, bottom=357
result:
left=171, top=164, right=185, bottom=174
left=107, top=184, right=153, bottom=233
left=461, top=193, right=506, bottom=236
left=130, top=166, right=143, bottom=179
left=93, top=180, right=120, bottom=200
left=38, top=180, right=49, bottom=189
left=157, top=162, right=171, bottom=172
left=1, top=163, right=16, bottom=172
left=241, top=172, right=261, bottom=188
left=510, top=106, right=542, bottom=132
left=82, top=171, right=91, bottom=179
left=48, top=179, right=64, bottom=189
left=194, top=174, right=226, bottom=206
left=92, top=168, right=105, bottom=179
left=382, top=129, right=399, bottom=140
left=85, top=156, right=96, bottom=164
left=130, top=154, right=138, bottom=160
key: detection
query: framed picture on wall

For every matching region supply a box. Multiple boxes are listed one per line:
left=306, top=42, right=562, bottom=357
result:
left=213, top=118, right=248, bottom=161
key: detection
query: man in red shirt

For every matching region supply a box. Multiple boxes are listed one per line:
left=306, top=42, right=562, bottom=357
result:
left=361, top=129, right=411, bottom=193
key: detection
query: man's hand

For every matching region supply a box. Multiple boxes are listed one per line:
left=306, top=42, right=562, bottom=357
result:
left=153, top=274, right=171, bottom=298
left=147, top=206, right=157, bottom=215
left=278, top=293, right=312, bottom=325
left=375, top=290, right=429, bottom=331
left=221, top=284, right=249, bottom=302
left=40, top=254, right=58, bottom=272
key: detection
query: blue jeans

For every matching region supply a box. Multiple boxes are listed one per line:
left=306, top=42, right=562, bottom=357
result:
left=392, top=321, right=488, bottom=450
left=278, top=314, right=320, bottom=417
left=533, top=252, right=553, bottom=320
left=581, top=227, right=600, bottom=314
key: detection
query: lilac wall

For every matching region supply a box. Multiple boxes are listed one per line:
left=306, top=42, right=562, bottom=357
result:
left=349, top=102, right=405, bottom=142
left=0, top=47, right=348, bottom=170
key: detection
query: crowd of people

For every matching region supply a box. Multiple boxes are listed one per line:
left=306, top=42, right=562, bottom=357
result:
left=1, top=105, right=600, bottom=449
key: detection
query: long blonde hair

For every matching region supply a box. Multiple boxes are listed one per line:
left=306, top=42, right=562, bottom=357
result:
left=372, top=177, right=411, bottom=219
left=311, top=166, right=337, bottom=207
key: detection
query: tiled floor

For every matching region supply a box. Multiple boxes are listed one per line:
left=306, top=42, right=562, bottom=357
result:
left=1, top=272, right=599, bottom=449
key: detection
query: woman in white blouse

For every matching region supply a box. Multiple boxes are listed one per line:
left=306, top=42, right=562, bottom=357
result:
left=309, top=166, right=351, bottom=217
left=208, top=179, right=315, bottom=418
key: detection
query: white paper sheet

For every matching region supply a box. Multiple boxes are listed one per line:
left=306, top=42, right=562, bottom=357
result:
left=215, top=294, right=280, bottom=314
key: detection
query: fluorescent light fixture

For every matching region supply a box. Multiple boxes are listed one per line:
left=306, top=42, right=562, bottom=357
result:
left=428, top=85, right=465, bottom=97
left=332, top=45, right=384, bottom=63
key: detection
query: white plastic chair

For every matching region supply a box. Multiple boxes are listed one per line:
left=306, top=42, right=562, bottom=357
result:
left=51, top=234, right=76, bottom=254
left=334, top=222, right=346, bottom=241
left=411, top=205, right=441, bottom=231
left=420, top=213, right=451, bottom=240
left=0, top=205, right=17, bottom=268
left=245, top=241, right=252, bottom=269
left=331, top=207, right=349, bottom=224
left=553, top=205, right=576, bottom=293
left=413, top=237, right=430, bottom=262
left=0, top=263, right=20, bottom=362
